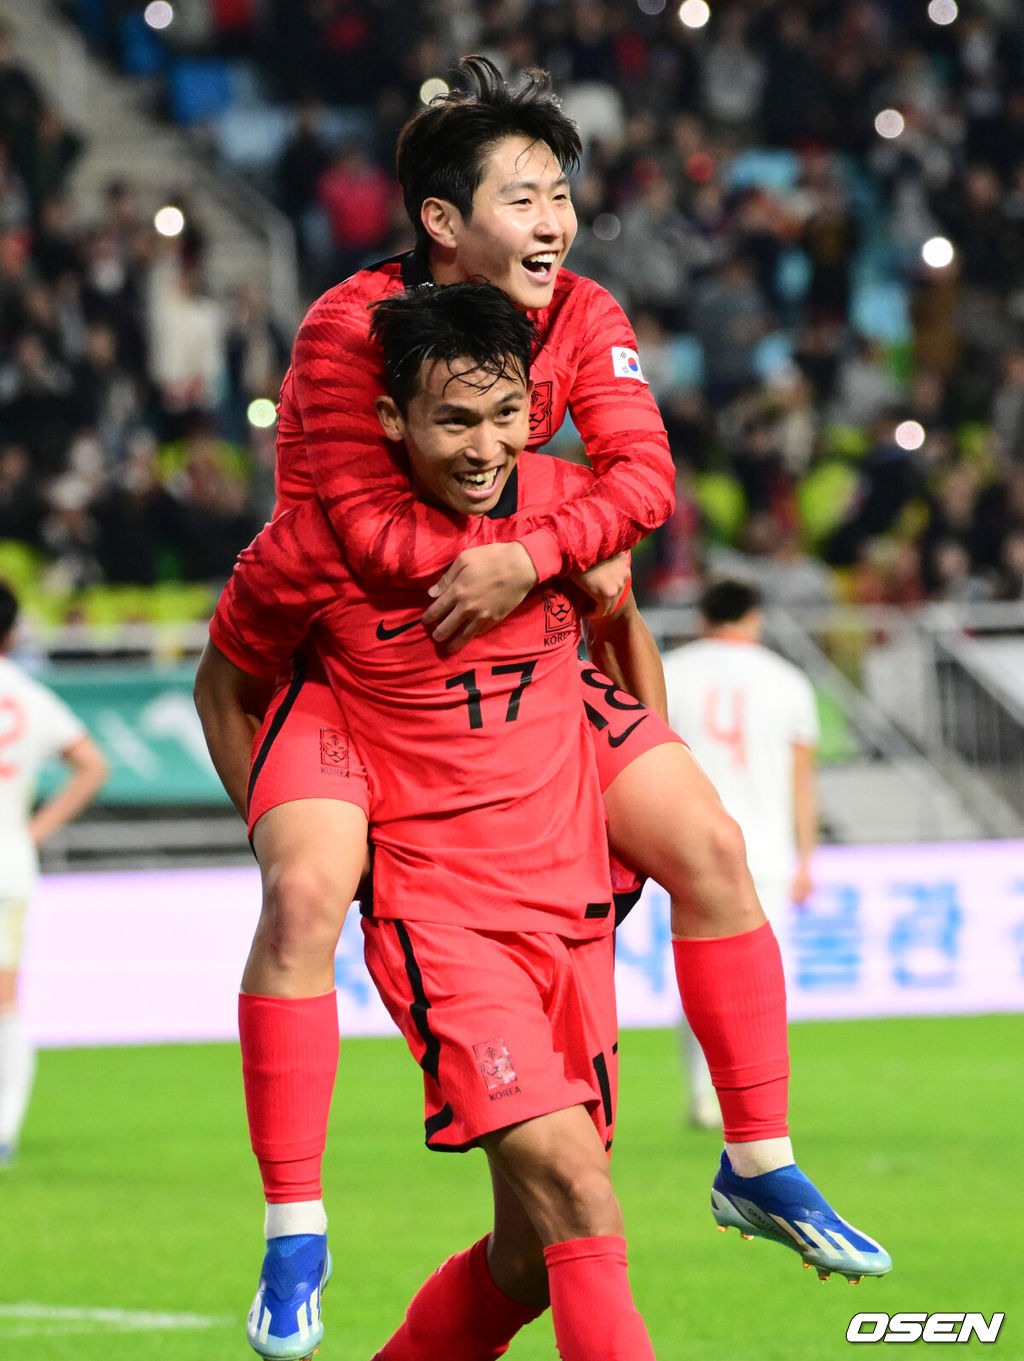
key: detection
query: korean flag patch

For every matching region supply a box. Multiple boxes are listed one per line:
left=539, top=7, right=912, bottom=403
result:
left=611, top=346, right=646, bottom=382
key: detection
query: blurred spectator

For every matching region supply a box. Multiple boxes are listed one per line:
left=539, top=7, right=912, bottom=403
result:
left=146, top=234, right=226, bottom=433
left=71, top=321, right=149, bottom=459
left=687, top=255, right=771, bottom=406
left=617, top=169, right=713, bottom=324
left=223, top=284, right=289, bottom=444
left=79, top=224, right=149, bottom=378
left=993, top=529, right=1024, bottom=602
left=823, top=417, right=924, bottom=568
left=922, top=537, right=992, bottom=604
left=275, top=101, right=330, bottom=265
left=39, top=473, right=103, bottom=594
left=92, top=430, right=181, bottom=585
left=760, top=7, right=829, bottom=146
left=14, top=106, right=82, bottom=211
left=0, top=22, right=42, bottom=142
left=161, top=420, right=261, bottom=582
left=0, top=330, right=78, bottom=472
left=797, top=151, right=857, bottom=324
left=846, top=535, right=928, bottom=608
left=31, top=193, right=82, bottom=284
left=0, top=134, right=30, bottom=236
left=315, top=140, right=396, bottom=283
left=698, top=7, right=765, bottom=132
left=829, top=336, right=901, bottom=428
left=990, top=349, right=1024, bottom=463
left=0, top=442, right=44, bottom=545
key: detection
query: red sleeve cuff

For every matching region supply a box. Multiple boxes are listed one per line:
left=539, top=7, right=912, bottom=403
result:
left=516, top=527, right=564, bottom=582
left=207, top=619, right=282, bottom=680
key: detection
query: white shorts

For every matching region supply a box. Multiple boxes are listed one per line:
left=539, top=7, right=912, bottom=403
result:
left=0, top=896, right=29, bottom=971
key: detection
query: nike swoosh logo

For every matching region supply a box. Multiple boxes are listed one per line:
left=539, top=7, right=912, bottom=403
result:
left=376, top=617, right=422, bottom=641
left=607, top=716, right=649, bottom=748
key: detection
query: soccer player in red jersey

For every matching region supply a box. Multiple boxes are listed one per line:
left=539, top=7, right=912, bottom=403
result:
left=195, top=56, right=889, bottom=1357
left=203, top=283, right=659, bottom=1360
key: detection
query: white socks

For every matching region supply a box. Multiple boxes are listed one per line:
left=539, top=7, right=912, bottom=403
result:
left=265, top=1199, right=328, bottom=1240
left=725, top=1136, right=795, bottom=1178
left=0, top=1009, right=36, bottom=1150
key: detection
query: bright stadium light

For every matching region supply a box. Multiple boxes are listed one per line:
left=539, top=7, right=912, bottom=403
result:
left=143, top=1, right=174, bottom=31
left=894, top=420, right=926, bottom=450
left=874, top=108, right=905, bottom=140
left=153, top=205, right=185, bottom=237
left=247, top=398, right=278, bottom=429
left=679, top=0, right=711, bottom=29
left=638, top=0, right=667, bottom=13
left=922, top=236, right=955, bottom=268
left=592, top=213, right=621, bottom=242
left=419, top=78, right=450, bottom=104
left=927, top=0, right=958, bottom=24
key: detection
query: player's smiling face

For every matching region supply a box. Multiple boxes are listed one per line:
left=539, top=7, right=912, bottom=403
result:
left=429, top=135, right=577, bottom=310
left=375, top=356, right=532, bottom=516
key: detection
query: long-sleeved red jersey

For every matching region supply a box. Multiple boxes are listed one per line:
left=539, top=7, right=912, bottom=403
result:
left=274, top=248, right=674, bottom=584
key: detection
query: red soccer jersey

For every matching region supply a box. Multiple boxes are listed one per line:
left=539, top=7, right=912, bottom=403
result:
left=212, top=452, right=614, bottom=938
left=275, top=248, right=674, bottom=584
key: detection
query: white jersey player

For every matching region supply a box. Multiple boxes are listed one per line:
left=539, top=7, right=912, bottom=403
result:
left=0, top=581, right=107, bottom=1164
left=662, top=578, right=819, bottom=1126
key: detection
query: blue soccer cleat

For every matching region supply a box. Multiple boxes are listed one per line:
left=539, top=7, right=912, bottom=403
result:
left=710, top=1152, right=892, bottom=1282
left=247, top=1233, right=332, bottom=1359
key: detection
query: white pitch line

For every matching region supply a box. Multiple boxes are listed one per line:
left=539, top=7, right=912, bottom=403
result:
left=0, top=1303, right=233, bottom=1337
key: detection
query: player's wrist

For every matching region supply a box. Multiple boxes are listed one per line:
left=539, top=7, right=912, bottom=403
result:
left=515, top=528, right=561, bottom=583
left=509, top=540, right=540, bottom=589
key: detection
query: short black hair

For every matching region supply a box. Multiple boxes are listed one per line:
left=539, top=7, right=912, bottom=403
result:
left=698, top=578, right=763, bottom=626
left=0, top=579, right=18, bottom=639
left=396, top=54, right=582, bottom=250
left=368, top=282, right=535, bottom=414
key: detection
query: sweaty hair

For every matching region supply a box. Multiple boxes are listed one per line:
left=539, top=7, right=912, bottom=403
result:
left=368, top=283, right=535, bottom=414
left=0, top=579, right=18, bottom=639
left=396, top=54, right=582, bottom=249
left=698, top=578, right=763, bottom=626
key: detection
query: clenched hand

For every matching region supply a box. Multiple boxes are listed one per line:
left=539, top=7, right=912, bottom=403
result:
left=422, top=541, right=540, bottom=652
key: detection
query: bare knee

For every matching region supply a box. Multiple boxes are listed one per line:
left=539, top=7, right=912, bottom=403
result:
left=697, top=803, right=750, bottom=884
left=668, top=803, right=765, bottom=936
left=540, top=1161, right=622, bottom=1241
left=491, top=1143, right=623, bottom=1244
left=261, top=856, right=352, bottom=956
left=241, top=855, right=354, bottom=995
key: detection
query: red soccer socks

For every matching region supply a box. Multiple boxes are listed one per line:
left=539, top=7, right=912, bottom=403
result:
left=371, top=1236, right=543, bottom=1361
left=672, top=921, right=790, bottom=1143
left=544, top=1236, right=656, bottom=1361
left=238, top=991, right=339, bottom=1203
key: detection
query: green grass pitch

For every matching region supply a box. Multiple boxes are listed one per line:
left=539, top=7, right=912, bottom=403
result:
left=2, top=1015, right=1019, bottom=1359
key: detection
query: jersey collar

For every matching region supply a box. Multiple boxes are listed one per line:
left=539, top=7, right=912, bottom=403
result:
left=484, top=465, right=519, bottom=519
left=400, top=245, right=434, bottom=289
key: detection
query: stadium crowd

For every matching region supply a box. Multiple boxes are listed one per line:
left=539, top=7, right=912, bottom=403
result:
left=5, top=2, right=1024, bottom=617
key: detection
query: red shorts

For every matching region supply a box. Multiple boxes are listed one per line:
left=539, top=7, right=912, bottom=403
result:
left=246, top=652, right=371, bottom=835
left=579, top=664, right=684, bottom=911
left=362, top=917, right=619, bottom=1153
left=578, top=663, right=683, bottom=791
